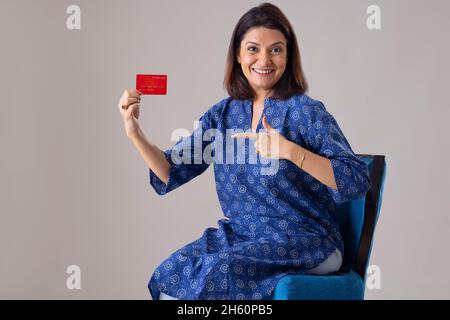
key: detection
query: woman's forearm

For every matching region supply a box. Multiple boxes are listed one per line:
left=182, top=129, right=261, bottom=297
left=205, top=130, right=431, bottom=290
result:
left=128, top=128, right=170, bottom=184
left=285, top=141, right=337, bottom=190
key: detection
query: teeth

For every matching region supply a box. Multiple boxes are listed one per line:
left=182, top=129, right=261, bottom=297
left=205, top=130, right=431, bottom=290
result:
left=252, top=68, right=274, bottom=74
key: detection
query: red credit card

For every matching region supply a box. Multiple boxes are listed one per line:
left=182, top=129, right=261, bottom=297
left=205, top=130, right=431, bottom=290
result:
left=136, top=74, right=167, bottom=95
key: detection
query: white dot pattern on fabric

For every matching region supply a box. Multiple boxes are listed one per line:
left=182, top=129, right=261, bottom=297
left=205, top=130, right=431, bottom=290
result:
left=147, top=94, right=371, bottom=300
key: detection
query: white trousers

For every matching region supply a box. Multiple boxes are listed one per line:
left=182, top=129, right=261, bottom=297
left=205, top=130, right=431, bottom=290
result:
left=159, top=248, right=343, bottom=300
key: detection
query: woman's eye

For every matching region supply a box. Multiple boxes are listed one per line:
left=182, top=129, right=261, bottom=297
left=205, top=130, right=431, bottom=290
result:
left=246, top=46, right=281, bottom=53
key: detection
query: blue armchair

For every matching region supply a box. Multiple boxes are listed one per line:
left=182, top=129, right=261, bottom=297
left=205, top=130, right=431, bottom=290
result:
left=273, top=154, right=387, bottom=300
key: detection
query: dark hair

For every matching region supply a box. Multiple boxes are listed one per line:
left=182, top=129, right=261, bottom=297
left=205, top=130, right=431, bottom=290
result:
left=223, top=2, right=308, bottom=101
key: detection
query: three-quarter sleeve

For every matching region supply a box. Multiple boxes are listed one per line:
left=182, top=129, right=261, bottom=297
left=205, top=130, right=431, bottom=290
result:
left=149, top=110, right=213, bottom=195
left=306, top=105, right=371, bottom=205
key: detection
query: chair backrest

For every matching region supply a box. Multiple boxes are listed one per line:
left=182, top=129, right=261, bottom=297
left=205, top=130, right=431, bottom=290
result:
left=335, top=154, right=387, bottom=281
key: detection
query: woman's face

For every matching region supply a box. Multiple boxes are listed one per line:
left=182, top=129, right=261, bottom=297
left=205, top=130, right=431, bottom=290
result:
left=237, top=27, right=287, bottom=99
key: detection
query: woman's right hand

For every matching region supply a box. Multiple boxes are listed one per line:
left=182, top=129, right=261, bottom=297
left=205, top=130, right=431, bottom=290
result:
left=117, top=89, right=142, bottom=137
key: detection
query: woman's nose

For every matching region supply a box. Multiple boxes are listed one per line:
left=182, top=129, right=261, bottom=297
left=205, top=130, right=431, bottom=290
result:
left=258, top=52, right=271, bottom=65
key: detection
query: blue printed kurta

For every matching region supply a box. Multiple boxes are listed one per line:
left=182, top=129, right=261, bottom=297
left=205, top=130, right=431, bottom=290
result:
left=148, top=93, right=371, bottom=300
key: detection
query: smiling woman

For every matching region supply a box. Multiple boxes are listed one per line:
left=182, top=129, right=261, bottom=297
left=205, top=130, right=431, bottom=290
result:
left=129, top=2, right=372, bottom=300
left=223, top=3, right=308, bottom=102
left=237, top=28, right=288, bottom=100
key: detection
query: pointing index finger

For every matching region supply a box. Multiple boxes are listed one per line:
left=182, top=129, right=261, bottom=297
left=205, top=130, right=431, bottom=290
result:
left=231, top=132, right=258, bottom=139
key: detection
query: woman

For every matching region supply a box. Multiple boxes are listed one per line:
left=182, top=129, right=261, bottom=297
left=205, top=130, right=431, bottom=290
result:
left=117, top=2, right=371, bottom=300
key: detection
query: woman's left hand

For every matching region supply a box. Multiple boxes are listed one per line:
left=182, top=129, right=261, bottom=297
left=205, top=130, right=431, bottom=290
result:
left=231, top=115, right=293, bottom=160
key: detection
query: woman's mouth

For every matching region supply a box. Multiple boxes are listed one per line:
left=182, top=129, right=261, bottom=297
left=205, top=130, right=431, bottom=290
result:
left=252, top=67, right=275, bottom=77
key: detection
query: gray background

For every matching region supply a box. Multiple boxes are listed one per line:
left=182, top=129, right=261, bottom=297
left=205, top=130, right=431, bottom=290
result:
left=0, top=0, right=449, bottom=299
